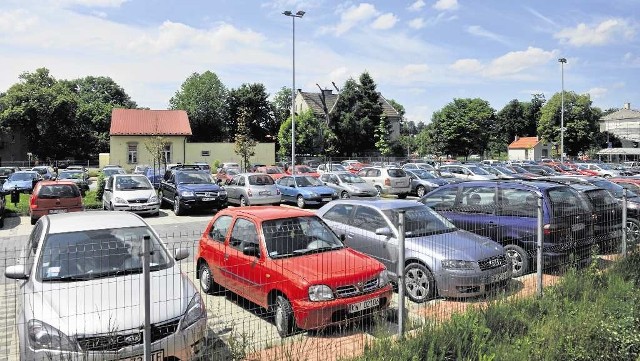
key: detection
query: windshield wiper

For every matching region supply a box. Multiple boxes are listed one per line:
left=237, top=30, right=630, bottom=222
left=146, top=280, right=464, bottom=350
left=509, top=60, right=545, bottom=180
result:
left=293, top=245, right=342, bottom=255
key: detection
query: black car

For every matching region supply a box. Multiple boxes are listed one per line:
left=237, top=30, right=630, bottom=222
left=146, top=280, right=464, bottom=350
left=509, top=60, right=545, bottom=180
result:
left=158, top=166, right=228, bottom=215
left=570, top=183, right=623, bottom=253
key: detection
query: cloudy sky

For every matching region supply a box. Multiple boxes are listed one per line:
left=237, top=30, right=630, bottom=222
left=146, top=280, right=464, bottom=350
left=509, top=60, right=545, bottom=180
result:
left=1, top=0, right=638, bottom=123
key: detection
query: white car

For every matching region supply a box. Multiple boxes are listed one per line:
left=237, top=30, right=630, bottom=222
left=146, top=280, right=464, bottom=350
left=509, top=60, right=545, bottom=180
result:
left=5, top=211, right=208, bottom=360
left=438, top=164, right=497, bottom=181
left=356, top=167, right=411, bottom=198
left=575, top=163, right=621, bottom=178
left=103, top=174, right=160, bottom=216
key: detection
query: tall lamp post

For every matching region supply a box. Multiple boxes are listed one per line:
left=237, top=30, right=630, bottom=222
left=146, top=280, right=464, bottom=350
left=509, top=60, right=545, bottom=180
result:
left=283, top=10, right=305, bottom=175
left=558, top=57, right=567, bottom=163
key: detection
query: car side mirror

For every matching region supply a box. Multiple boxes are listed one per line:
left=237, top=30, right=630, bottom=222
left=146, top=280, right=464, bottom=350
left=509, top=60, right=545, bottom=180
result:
left=339, top=234, right=346, bottom=244
left=242, top=243, right=260, bottom=257
left=5, top=265, right=28, bottom=280
left=375, top=227, right=394, bottom=237
left=174, top=248, right=190, bottom=261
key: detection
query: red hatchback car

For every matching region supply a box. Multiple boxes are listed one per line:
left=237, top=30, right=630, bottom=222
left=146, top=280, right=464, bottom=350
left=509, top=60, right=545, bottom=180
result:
left=196, top=206, right=392, bottom=337
left=29, top=180, right=84, bottom=224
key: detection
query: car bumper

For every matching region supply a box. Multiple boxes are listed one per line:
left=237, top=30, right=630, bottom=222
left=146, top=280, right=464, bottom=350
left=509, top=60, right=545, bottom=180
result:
left=350, top=190, right=378, bottom=197
left=22, top=317, right=208, bottom=361
left=381, top=186, right=411, bottom=195
left=302, top=196, right=338, bottom=205
left=31, top=206, right=84, bottom=219
left=180, top=197, right=228, bottom=210
left=435, top=263, right=512, bottom=298
left=113, top=203, right=160, bottom=214
left=244, top=195, right=281, bottom=205
left=292, top=285, right=393, bottom=330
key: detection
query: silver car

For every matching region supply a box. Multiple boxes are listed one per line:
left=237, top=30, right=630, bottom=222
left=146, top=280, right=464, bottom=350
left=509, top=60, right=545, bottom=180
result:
left=319, top=171, right=378, bottom=198
left=317, top=199, right=512, bottom=303
left=5, top=211, right=208, bottom=360
left=103, top=174, right=160, bottom=216
left=224, top=173, right=281, bottom=206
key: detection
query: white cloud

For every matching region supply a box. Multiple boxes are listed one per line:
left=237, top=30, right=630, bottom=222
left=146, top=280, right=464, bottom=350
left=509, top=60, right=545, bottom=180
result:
left=484, top=47, right=557, bottom=77
left=371, top=13, right=398, bottom=30
left=408, top=0, right=425, bottom=12
left=400, top=64, right=430, bottom=77
left=408, top=17, right=425, bottom=29
left=450, top=59, right=483, bottom=73
left=525, top=7, right=556, bottom=26
left=433, top=0, right=459, bottom=11
left=585, top=87, right=607, bottom=99
left=334, top=3, right=379, bottom=35
left=0, top=9, right=38, bottom=32
left=467, top=25, right=510, bottom=45
left=554, top=18, right=635, bottom=46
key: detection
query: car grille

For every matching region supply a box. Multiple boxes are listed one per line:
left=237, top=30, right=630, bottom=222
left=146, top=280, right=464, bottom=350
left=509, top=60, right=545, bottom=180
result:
left=76, top=318, right=180, bottom=351
left=478, top=254, right=508, bottom=271
left=128, top=198, right=148, bottom=204
left=335, top=278, right=378, bottom=298
left=195, top=191, right=220, bottom=198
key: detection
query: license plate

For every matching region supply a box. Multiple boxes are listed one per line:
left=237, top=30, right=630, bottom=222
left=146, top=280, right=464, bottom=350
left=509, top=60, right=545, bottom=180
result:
left=49, top=209, right=67, bottom=214
left=571, top=223, right=585, bottom=231
left=322, top=197, right=332, bottom=202
left=202, top=197, right=214, bottom=201
left=488, top=271, right=510, bottom=283
left=259, top=191, right=271, bottom=196
left=130, top=205, right=143, bottom=210
left=348, top=298, right=380, bottom=313
left=120, top=350, right=164, bottom=361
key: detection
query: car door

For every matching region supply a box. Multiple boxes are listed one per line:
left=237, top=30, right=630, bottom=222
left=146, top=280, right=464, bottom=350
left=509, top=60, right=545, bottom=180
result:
left=223, top=217, right=265, bottom=304
left=347, top=205, right=397, bottom=273
left=319, top=203, right=355, bottom=240
left=201, top=215, right=233, bottom=288
left=225, top=176, right=240, bottom=204
left=455, top=185, right=499, bottom=240
left=277, top=176, right=295, bottom=202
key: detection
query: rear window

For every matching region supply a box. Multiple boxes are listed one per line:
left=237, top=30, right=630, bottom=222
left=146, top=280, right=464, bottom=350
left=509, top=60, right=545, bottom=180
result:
left=38, top=185, right=80, bottom=199
left=584, top=189, right=619, bottom=210
left=387, top=169, right=407, bottom=177
left=547, top=186, right=590, bottom=216
left=248, top=175, right=274, bottom=185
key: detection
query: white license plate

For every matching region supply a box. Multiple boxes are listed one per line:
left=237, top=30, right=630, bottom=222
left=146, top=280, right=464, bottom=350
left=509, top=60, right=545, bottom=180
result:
left=120, top=350, right=164, bottom=361
left=130, top=205, right=143, bottom=210
left=49, top=209, right=67, bottom=214
left=571, top=223, right=585, bottom=231
left=488, top=271, right=510, bottom=283
left=348, top=298, right=380, bottom=313
left=202, top=197, right=214, bottom=201
left=322, top=197, right=332, bottom=202
left=259, top=191, right=271, bottom=196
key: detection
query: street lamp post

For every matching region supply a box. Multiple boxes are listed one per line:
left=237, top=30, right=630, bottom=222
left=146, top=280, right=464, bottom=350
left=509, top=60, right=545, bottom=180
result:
left=283, top=10, right=305, bottom=175
left=558, top=57, right=567, bottom=163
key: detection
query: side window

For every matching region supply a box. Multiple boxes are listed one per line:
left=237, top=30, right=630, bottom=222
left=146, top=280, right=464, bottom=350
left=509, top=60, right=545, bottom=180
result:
left=209, top=215, right=233, bottom=243
left=320, top=174, right=329, bottom=182
left=228, top=176, right=238, bottom=186
left=28, top=222, right=44, bottom=257
left=357, top=169, right=367, bottom=177
left=237, top=176, right=245, bottom=186
left=459, top=186, right=496, bottom=214
left=500, top=189, right=537, bottom=217
left=229, top=218, right=259, bottom=251
left=322, top=204, right=354, bottom=225
left=352, top=206, right=388, bottom=232
left=331, top=174, right=339, bottom=183
left=422, top=187, right=458, bottom=210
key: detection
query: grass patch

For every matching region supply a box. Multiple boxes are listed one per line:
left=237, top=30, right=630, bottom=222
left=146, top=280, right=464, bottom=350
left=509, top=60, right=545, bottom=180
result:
left=354, top=255, right=640, bottom=361
left=4, top=190, right=102, bottom=216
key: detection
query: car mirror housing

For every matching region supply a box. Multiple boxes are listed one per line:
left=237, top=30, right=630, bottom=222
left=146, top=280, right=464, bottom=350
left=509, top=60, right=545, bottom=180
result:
left=5, top=265, right=28, bottom=280
left=242, top=243, right=260, bottom=257
left=174, top=248, right=190, bottom=261
left=375, top=227, right=394, bottom=237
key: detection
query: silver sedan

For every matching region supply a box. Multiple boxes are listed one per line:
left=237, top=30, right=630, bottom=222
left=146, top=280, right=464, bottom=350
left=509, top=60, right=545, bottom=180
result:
left=224, top=173, right=281, bottom=206
left=319, top=171, right=378, bottom=198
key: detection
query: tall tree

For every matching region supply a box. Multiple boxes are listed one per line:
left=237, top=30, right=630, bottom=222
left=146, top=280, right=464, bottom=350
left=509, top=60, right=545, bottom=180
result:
left=537, top=91, right=601, bottom=156
left=227, top=83, right=274, bottom=142
left=277, top=109, right=336, bottom=160
left=169, top=71, right=228, bottom=142
left=271, top=86, right=292, bottom=131
left=234, top=108, right=257, bottom=171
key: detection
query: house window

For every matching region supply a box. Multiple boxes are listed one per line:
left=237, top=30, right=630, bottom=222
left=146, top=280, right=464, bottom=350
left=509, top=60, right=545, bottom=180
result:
left=127, top=143, right=138, bottom=164
left=201, top=150, right=210, bottom=157
left=163, top=144, right=172, bottom=163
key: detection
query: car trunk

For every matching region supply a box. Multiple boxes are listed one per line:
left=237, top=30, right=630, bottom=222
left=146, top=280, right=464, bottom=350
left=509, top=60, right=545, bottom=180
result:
left=386, top=169, right=410, bottom=188
left=34, top=184, right=83, bottom=214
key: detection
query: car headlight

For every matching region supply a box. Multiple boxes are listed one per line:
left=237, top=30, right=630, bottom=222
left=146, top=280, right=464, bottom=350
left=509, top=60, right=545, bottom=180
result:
left=180, top=190, right=195, bottom=197
left=425, top=182, right=438, bottom=188
left=442, top=260, right=476, bottom=270
left=27, top=319, right=77, bottom=351
left=219, top=190, right=227, bottom=196
left=308, top=192, right=318, bottom=198
left=308, top=285, right=334, bottom=301
left=626, top=201, right=640, bottom=210
left=332, top=192, right=338, bottom=198
left=114, top=197, right=128, bottom=204
left=149, top=195, right=159, bottom=203
left=377, top=270, right=390, bottom=287
left=180, top=292, right=206, bottom=330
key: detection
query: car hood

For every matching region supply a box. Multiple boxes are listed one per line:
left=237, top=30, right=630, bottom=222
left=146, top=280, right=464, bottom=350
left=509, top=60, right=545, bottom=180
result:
left=407, top=229, right=504, bottom=261
left=26, top=267, right=194, bottom=336
left=3, top=180, right=33, bottom=190
left=420, top=178, right=449, bottom=186
left=178, top=183, right=222, bottom=192
left=115, top=189, right=156, bottom=200
left=273, top=248, right=383, bottom=285
left=296, top=185, right=335, bottom=194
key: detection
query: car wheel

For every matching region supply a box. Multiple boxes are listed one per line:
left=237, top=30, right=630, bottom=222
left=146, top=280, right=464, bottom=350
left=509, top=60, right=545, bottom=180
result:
left=296, top=195, right=306, bottom=209
left=109, top=202, right=115, bottom=211
left=504, top=244, right=529, bottom=277
left=416, top=186, right=426, bottom=198
left=30, top=216, right=36, bottom=225
left=158, top=191, right=167, bottom=208
left=375, top=186, right=382, bottom=197
left=626, top=218, right=640, bottom=248
left=274, top=295, right=296, bottom=337
left=404, top=262, right=435, bottom=303
left=397, top=193, right=408, bottom=199
left=102, top=201, right=108, bottom=210
left=240, top=196, right=248, bottom=207
left=174, top=196, right=184, bottom=216
left=199, top=262, right=219, bottom=294
left=341, top=191, right=350, bottom=199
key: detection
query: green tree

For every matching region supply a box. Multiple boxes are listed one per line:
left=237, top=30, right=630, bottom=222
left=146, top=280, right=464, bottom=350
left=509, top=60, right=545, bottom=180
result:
left=234, top=108, right=257, bottom=171
left=169, top=71, right=228, bottom=142
left=143, top=135, right=170, bottom=176
left=429, top=98, right=496, bottom=159
left=277, top=109, right=336, bottom=160
left=537, top=91, right=601, bottom=156
left=227, top=83, right=274, bottom=142
left=271, top=86, right=292, bottom=131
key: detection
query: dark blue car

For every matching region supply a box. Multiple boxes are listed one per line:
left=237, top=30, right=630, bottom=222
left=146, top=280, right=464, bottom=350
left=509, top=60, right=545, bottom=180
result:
left=420, top=180, right=595, bottom=277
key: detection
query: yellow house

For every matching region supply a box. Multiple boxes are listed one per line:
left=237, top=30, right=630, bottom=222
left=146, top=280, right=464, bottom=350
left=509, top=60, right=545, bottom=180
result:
left=107, top=109, right=275, bottom=171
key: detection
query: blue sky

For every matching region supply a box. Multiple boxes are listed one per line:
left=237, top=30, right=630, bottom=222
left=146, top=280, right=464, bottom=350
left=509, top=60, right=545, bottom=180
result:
left=1, top=0, right=638, bottom=124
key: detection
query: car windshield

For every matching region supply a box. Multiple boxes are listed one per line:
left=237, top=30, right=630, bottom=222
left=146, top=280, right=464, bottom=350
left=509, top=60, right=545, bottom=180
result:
left=411, top=169, right=436, bottom=179
left=103, top=168, right=125, bottom=177
left=590, top=179, right=637, bottom=198
left=9, top=172, right=36, bottom=181
left=38, top=226, right=171, bottom=282
left=0, top=168, right=14, bottom=176
left=32, top=168, right=49, bottom=175
left=495, top=166, right=516, bottom=175
left=263, top=216, right=343, bottom=258
left=510, top=166, right=528, bottom=174
left=383, top=205, right=457, bottom=237
left=265, top=167, right=284, bottom=174
left=176, top=172, right=213, bottom=184
left=295, top=176, right=323, bottom=187
left=115, top=175, right=153, bottom=190
left=466, top=166, right=490, bottom=175
left=599, top=164, right=613, bottom=170
left=226, top=168, right=240, bottom=176
left=295, top=166, right=313, bottom=173
left=338, top=173, right=366, bottom=183
left=329, top=164, right=347, bottom=171
left=248, top=174, right=274, bottom=185
left=59, top=171, right=84, bottom=179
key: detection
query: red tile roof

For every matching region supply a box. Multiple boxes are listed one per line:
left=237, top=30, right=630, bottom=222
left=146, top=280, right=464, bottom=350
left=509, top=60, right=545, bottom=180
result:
left=110, top=109, right=192, bottom=136
left=508, top=136, right=539, bottom=149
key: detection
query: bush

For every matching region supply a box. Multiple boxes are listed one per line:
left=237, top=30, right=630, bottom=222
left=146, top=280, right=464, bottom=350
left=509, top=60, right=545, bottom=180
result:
left=95, top=173, right=106, bottom=202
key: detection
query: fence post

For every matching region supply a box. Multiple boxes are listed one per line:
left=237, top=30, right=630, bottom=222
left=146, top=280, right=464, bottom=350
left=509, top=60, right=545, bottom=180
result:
left=143, top=235, right=152, bottom=360
left=536, top=192, right=543, bottom=297
left=622, top=188, right=628, bottom=257
left=397, top=210, right=406, bottom=339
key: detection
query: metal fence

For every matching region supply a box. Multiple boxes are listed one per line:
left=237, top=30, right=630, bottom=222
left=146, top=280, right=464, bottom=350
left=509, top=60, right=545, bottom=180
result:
left=0, top=192, right=634, bottom=361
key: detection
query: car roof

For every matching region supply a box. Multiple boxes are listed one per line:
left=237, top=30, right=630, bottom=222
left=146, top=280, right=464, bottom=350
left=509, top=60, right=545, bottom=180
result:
left=37, top=180, right=77, bottom=186
left=219, top=206, right=314, bottom=221
left=325, top=199, right=423, bottom=210
left=435, top=179, right=570, bottom=191
left=44, top=211, right=147, bottom=234
left=568, top=183, right=601, bottom=192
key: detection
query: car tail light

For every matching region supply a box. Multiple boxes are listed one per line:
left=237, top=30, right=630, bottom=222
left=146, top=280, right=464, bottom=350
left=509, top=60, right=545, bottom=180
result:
left=30, top=194, right=37, bottom=209
left=247, top=189, right=253, bottom=197
left=543, top=224, right=551, bottom=235
left=384, top=178, right=391, bottom=186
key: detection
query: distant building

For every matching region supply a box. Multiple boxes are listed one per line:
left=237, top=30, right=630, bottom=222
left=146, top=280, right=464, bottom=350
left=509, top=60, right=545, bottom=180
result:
left=508, top=136, right=553, bottom=161
left=599, top=103, right=640, bottom=147
left=294, top=89, right=402, bottom=140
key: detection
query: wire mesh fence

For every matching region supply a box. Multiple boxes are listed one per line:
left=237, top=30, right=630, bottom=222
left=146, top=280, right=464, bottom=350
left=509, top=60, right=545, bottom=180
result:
left=0, top=187, right=635, bottom=361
